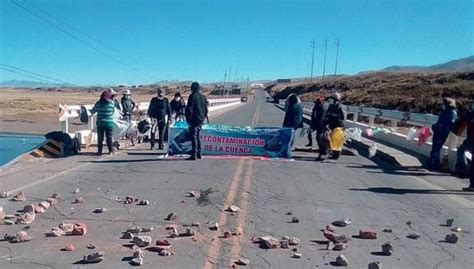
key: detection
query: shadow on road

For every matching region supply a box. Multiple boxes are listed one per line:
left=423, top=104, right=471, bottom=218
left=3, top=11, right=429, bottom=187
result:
left=347, top=164, right=452, bottom=177
left=83, top=158, right=176, bottom=163
left=349, top=187, right=473, bottom=195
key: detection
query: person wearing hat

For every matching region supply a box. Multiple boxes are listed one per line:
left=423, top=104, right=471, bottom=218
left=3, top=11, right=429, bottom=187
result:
left=426, top=97, right=457, bottom=171
left=453, top=101, right=474, bottom=191
left=90, top=90, right=115, bottom=155
left=109, top=88, right=121, bottom=112
left=317, top=92, right=346, bottom=161
left=306, top=96, right=325, bottom=148
left=170, top=92, right=186, bottom=121
left=121, top=89, right=137, bottom=123
left=147, top=88, right=171, bottom=150
left=185, top=82, right=208, bottom=160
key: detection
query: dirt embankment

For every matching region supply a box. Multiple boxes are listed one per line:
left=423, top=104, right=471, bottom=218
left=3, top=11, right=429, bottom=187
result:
left=267, top=72, right=474, bottom=114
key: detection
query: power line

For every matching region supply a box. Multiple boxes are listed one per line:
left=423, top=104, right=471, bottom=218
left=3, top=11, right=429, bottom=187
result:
left=10, top=0, right=159, bottom=81
left=21, top=0, right=156, bottom=77
left=0, top=63, right=66, bottom=83
left=0, top=67, right=52, bottom=83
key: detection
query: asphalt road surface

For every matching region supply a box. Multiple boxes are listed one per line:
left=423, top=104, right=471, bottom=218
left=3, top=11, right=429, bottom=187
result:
left=1, top=91, right=473, bottom=269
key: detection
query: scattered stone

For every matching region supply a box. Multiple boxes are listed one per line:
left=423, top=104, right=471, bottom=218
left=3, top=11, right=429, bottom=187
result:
left=407, top=233, right=421, bottom=240
left=451, top=227, right=462, bottom=233
left=445, top=233, right=459, bottom=244
left=51, top=193, right=60, bottom=199
left=169, top=228, right=179, bottom=238
left=127, top=226, right=141, bottom=234
left=188, top=191, right=199, bottom=197
left=62, top=243, right=76, bottom=251
left=333, top=243, right=348, bottom=251
left=359, top=229, right=377, bottom=239
left=16, top=212, right=35, bottom=224
left=74, top=197, right=85, bottom=204
left=232, top=225, right=243, bottom=236
left=59, top=223, right=75, bottom=234
left=291, top=247, right=298, bottom=252
left=292, top=253, right=302, bottom=259
left=446, top=218, right=454, bottom=227
left=0, top=208, right=5, bottom=220
left=406, top=221, right=412, bottom=226
left=291, top=216, right=300, bottom=223
left=1, top=190, right=9, bottom=198
left=288, top=237, right=300, bottom=246
left=223, top=231, right=232, bottom=238
left=158, top=249, right=173, bottom=256
left=93, top=208, right=106, bottom=213
left=184, top=228, right=196, bottom=236
left=125, top=196, right=136, bottom=204
left=259, top=236, right=280, bottom=249
left=382, top=228, right=392, bottom=233
left=327, top=241, right=334, bottom=250
left=165, top=225, right=177, bottom=230
left=87, top=243, right=96, bottom=249
left=156, top=240, right=171, bottom=246
left=12, top=191, right=26, bottom=202
left=326, top=224, right=337, bottom=233
left=4, top=214, right=15, bottom=220
left=71, top=223, right=87, bottom=236
left=133, top=236, right=152, bottom=247
left=165, top=213, right=177, bottom=221
left=191, top=222, right=201, bottom=227
left=122, top=232, right=135, bottom=239
left=130, top=257, right=143, bottom=266
left=4, top=233, right=16, bottom=241
left=73, top=188, right=80, bottom=194
left=82, top=251, right=105, bottom=263
left=4, top=220, right=15, bottom=225
left=332, top=218, right=352, bottom=227
left=133, top=248, right=145, bottom=259
left=209, top=222, right=219, bottom=231
left=140, top=227, right=153, bottom=233
left=46, top=197, right=58, bottom=206
left=335, top=254, right=349, bottom=266
left=34, top=205, right=45, bottom=215
left=280, top=240, right=289, bottom=249
left=23, top=204, right=35, bottom=214
left=227, top=205, right=241, bottom=213
left=368, top=261, right=384, bottom=269
left=39, top=201, right=51, bottom=210
left=286, top=211, right=293, bottom=215
left=138, top=200, right=150, bottom=206
left=236, top=257, right=250, bottom=266
left=49, top=227, right=66, bottom=237
left=381, top=242, right=393, bottom=256
left=10, top=231, right=32, bottom=243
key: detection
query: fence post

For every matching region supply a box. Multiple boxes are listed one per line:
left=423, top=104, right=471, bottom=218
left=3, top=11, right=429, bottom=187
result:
left=353, top=113, right=359, bottom=122
left=391, top=120, right=398, bottom=129
left=368, top=116, right=375, bottom=126
left=61, top=118, right=69, bottom=133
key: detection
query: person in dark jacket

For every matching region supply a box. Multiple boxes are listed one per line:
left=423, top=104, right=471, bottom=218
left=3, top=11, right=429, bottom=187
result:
left=306, top=97, right=325, bottom=147
left=147, top=88, right=171, bottom=150
left=91, top=89, right=115, bottom=155
left=426, top=98, right=457, bottom=171
left=170, top=92, right=186, bottom=121
left=282, top=94, right=303, bottom=130
left=121, top=89, right=136, bottom=122
left=185, top=82, right=208, bottom=160
left=317, top=93, right=346, bottom=160
left=453, top=101, right=474, bottom=191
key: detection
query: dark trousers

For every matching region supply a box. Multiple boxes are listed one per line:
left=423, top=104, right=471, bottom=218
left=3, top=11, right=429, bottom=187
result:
left=97, top=125, right=113, bottom=154
left=189, top=125, right=202, bottom=156
left=455, top=139, right=474, bottom=186
left=427, top=132, right=449, bottom=170
left=150, top=118, right=166, bottom=148
left=316, top=127, right=329, bottom=156
left=123, top=114, right=132, bottom=123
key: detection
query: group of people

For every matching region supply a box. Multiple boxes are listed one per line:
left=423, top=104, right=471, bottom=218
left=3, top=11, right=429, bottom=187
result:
left=283, top=92, right=346, bottom=160
left=427, top=98, right=474, bottom=191
left=91, top=82, right=208, bottom=160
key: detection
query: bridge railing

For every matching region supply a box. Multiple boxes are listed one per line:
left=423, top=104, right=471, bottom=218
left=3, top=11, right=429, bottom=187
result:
left=296, top=100, right=468, bottom=169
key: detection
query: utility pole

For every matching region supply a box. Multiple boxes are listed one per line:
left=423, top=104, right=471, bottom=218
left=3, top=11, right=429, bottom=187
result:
left=310, top=39, right=315, bottom=83
left=334, top=38, right=340, bottom=77
left=322, top=38, right=328, bottom=80
left=223, top=69, right=227, bottom=98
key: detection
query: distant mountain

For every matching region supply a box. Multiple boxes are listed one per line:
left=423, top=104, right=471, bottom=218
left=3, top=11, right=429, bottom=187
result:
left=0, top=79, right=75, bottom=88
left=384, top=56, right=474, bottom=72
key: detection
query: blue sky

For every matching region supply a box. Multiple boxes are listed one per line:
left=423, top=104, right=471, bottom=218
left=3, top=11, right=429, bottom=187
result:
left=0, top=0, right=472, bottom=86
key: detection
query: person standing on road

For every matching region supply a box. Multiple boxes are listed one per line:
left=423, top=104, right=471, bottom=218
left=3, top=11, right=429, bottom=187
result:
left=121, top=89, right=136, bottom=123
left=306, top=96, right=325, bottom=148
left=170, top=92, right=186, bottom=121
left=91, top=89, right=115, bottom=155
left=426, top=98, right=457, bottom=171
left=317, top=93, right=346, bottom=161
left=453, top=101, right=474, bottom=191
left=109, top=88, right=121, bottom=112
left=147, top=88, right=171, bottom=150
left=185, top=82, right=208, bottom=160
left=282, top=94, right=303, bottom=130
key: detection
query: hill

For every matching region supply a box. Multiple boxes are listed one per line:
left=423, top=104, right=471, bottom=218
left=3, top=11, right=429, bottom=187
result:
left=383, top=56, right=474, bottom=72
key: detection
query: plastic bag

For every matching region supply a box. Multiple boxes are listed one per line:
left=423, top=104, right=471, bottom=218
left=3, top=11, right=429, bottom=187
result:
left=345, top=127, right=362, bottom=142
left=330, top=127, right=345, bottom=151
left=417, top=127, right=432, bottom=145
left=368, top=143, right=377, bottom=158
left=406, top=127, right=418, bottom=141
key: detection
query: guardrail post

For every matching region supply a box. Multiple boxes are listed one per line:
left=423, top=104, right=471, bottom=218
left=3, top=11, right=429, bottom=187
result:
left=368, top=116, right=375, bottom=126
left=353, top=112, right=359, bottom=122
left=61, top=118, right=69, bottom=133
left=391, top=120, right=398, bottom=129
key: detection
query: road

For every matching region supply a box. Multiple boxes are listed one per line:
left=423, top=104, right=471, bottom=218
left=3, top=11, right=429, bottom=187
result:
left=1, top=91, right=473, bottom=269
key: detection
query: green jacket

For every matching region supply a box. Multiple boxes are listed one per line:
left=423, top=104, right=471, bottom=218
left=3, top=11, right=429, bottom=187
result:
left=92, top=100, right=115, bottom=129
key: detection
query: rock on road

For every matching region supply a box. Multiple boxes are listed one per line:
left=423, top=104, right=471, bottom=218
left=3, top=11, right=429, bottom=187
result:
left=0, top=91, right=473, bottom=268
